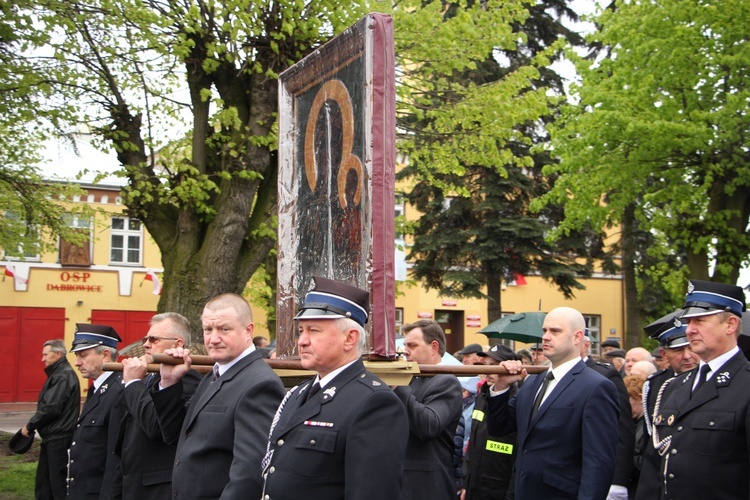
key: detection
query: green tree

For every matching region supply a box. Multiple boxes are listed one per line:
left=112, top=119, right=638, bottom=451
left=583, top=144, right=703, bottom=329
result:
left=395, top=0, right=614, bottom=322
left=536, top=0, right=750, bottom=338
left=7, top=0, right=368, bottom=339
left=0, top=5, right=89, bottom=257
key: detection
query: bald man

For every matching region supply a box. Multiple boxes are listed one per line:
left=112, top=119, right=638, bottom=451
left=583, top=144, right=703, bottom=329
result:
left=487, top=307, right=620, bottom=499
left=624, top=347, right=653, bottom=376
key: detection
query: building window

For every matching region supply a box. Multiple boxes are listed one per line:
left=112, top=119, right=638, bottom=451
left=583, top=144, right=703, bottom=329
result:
left=395, top=307, right=404, bottom=337
left=584, top=314, right=602, bottom=356
left=110, top=217, right=142, bottom=265
left=2, top=211, right=41, bottom=261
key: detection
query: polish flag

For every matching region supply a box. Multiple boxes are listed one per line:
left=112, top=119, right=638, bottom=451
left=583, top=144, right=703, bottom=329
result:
left=143, top=270, right=162, bottom=295
left=4, top=263, right=28, bottom=285
left=513, top=273, right=527, bottom=285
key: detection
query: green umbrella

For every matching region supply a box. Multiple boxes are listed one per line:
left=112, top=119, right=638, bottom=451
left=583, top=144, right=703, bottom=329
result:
left=478, top=311, right=547, bottom=344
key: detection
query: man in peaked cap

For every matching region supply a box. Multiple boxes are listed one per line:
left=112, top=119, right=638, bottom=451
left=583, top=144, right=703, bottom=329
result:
left=460, top=344, right=519, bottom=500
left=67, top=323, right=124, bottom=499
left=635, top=310, right=698, bottom=499
left=647, top=280, right=750, bottom=499
left=262, top=277, right=408, bottom=500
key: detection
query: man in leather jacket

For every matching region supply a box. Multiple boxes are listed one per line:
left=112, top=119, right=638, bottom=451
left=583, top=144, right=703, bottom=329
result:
left=22, top=339, right=80, bottom=500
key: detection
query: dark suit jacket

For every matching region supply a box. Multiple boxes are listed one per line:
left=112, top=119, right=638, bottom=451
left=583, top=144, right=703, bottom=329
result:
left=488, top=359, right=619, bottom=500
left=263, top=359, right=409, bottom=500
left=112, top=370, right=201, bottom=499
left=68, top=372, right=124, bottom=500
left=634, top=368, right=674, bottom=500
left=394, top=374, right=463, bottom=500
left=653, top=351, right=750, bottom=500
left=586, top=357, right=635, bottom=488
left=152, top=350, right=284, bottom=500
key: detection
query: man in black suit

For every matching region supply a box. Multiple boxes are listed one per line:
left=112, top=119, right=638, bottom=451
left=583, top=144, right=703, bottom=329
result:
left=634, top=310, right=698, bottom=500
left=395, top=319, right=463, bottom=500
left=115, top=312, right=201, bottom=499
left=262, top=277, right=408, bottom=500
left=651, top=280, right=750, bottom=499
left=22, top=339, right=80, bottom=500
left=67, top=324, right=124, bottom=499
left=487, top=307, right=619, bottom=499
left=581, top=335, right=635, bottom=500
left=153, top=293, right=285, bottom=499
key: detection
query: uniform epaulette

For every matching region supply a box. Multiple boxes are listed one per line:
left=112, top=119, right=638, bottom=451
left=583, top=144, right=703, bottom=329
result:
left=356, top=371, right=387, bottom=391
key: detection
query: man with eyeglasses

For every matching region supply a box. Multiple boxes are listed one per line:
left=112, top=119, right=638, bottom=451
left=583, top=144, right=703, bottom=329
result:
left=115, top=313, right=201, bottom=499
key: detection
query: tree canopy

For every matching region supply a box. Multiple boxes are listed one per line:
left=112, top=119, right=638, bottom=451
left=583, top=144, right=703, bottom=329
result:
left=537, top=0, right=750, bottom=297
left=394, top=0, right=615, bottom=321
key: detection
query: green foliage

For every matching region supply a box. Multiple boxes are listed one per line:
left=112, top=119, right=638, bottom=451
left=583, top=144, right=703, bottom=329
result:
left=392, top=0, right=605, bottom=318
left=538, top=0, right=750, bottom=294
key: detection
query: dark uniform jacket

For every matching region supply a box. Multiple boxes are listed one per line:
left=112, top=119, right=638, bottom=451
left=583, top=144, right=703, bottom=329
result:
left=152, top=349, right=284, bottom=500
left=585, top=357, right=635, bottom=488
left=394, top=373, right=463, bottom=500
left=27, top=357, right=80, bottom=442
left=652, top=351, right=750, bottom=500
left=634, top=368, right=674, bottom=500
left=262, top=359, right=409, bottom=500
left=67, top=372, right=124, bottom=499
left=488, top=360, right=619, bottom=500
left=112, top=370, right=201, bottom=500
left=462, top=382, right=518, bottom=500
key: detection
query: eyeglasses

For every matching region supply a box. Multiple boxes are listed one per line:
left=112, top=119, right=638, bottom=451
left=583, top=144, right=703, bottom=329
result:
left=141, top=335, right=179, bottom=344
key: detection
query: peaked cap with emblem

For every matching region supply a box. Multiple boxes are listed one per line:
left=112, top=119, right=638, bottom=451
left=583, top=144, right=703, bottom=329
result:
left=294, top=276, right=370, bottom=327
left=70, top=323, right=122, bottom=353
left=681, top=279, right=745, bottom=319
left=643, top=310, right=689, bottom=349
left=478, top=344, right=518, bottom=363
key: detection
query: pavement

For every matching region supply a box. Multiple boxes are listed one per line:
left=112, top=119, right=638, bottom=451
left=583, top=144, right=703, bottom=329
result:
left=0, top=402, right=38, bottom=434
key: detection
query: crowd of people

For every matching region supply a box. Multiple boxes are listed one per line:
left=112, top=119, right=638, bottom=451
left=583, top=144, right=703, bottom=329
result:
left=14, top=278, right=750, bottom=499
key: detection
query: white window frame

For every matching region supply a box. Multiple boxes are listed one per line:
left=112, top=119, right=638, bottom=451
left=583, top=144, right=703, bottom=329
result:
left=110, top=216, right=143, bottom=265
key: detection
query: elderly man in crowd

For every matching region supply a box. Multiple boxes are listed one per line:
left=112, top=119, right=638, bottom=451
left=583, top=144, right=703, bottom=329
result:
left=21, top=339, right=80, bottom=500
left=634, top=309, right=698, bottom=499
left=262, top=277, right=408, bottom=500
left=68, top=324, right=124, bottom=499
left=624, top=347, right=653, bottom=376
left=116, top=313, right=201, bottom=499
left=649, top=280, right=750, bottom=499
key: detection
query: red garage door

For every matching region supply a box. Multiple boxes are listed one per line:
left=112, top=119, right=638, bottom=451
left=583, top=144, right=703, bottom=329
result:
left=0, top=307, right=66, bottom=402
left=90, top=310, right=156, bottom=353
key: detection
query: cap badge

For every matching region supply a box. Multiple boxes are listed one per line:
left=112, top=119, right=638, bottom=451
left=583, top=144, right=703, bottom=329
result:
left=687, top=281, right=695, bottom=294
left=673, top=318, right=682, bottom=328
left=491, top=345, right=498, bottom=352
